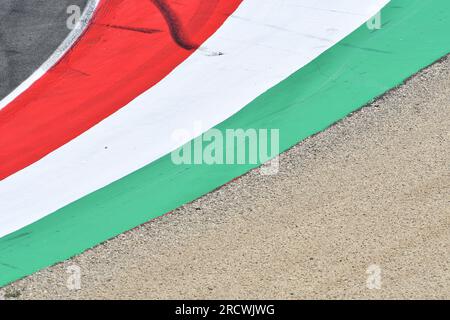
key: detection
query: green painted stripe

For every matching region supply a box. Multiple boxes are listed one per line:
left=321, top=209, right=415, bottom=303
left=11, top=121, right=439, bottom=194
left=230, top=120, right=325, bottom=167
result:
left=1, top=0, right=448, bottom=287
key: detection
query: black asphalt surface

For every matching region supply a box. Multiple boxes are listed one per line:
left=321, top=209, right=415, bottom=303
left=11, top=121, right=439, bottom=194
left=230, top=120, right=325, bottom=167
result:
left=0, top=0, right=88, bottom=100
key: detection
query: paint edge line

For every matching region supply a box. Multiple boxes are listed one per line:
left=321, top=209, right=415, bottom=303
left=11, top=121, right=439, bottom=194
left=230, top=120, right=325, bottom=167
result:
left=0, top=0, right=100, bottom=110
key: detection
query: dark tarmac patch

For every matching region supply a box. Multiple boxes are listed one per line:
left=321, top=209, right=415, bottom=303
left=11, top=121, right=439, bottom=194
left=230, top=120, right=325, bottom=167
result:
left=0, top=0, right=88, bottom=100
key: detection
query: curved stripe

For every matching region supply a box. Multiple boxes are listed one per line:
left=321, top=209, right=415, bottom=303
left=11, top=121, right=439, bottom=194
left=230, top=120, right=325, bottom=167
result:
left=0, top=0, right=100, bottom=110
left=0, top=0, right=389, bottom=238
left=0, top=0, right=243, bottom=180
left=1, top=0, right=448, bottom=287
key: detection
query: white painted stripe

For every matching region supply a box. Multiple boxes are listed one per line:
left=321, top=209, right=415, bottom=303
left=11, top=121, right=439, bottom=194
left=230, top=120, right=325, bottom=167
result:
left=0, top=0, right=100, bottom=110
left=0, top=0, right=389, bottom=238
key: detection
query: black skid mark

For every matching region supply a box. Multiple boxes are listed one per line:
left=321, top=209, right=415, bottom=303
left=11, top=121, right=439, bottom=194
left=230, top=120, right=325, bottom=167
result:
left=100, top=23, right=162, bottom=35
left=150, top=0, right=198, bottom=50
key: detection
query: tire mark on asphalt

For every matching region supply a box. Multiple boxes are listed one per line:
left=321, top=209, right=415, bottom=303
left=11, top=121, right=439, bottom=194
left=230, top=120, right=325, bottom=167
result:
left=149, top=0, right=198, bottom=50
left=99, top=23, right=162, bottom=35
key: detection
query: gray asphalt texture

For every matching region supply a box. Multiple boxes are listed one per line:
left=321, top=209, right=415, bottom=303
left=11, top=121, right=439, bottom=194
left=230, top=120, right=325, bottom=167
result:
left=0, top=0, right=87, bottom=100
left=0, top=1, right=448, bottom=300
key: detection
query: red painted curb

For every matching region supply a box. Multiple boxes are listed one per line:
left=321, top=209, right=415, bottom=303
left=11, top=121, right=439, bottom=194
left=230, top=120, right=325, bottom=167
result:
left=0, top=0, right=242, bottom=180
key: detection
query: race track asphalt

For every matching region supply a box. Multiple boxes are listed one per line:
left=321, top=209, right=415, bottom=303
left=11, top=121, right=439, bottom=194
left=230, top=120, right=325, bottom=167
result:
left=0, top=0, right=87, bottom=100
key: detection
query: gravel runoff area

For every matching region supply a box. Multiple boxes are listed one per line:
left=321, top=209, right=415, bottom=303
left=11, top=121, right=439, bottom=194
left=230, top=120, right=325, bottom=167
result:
left=2, top=55, right=449, bottom=300
left=0, top=0, right=88, bottom=100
